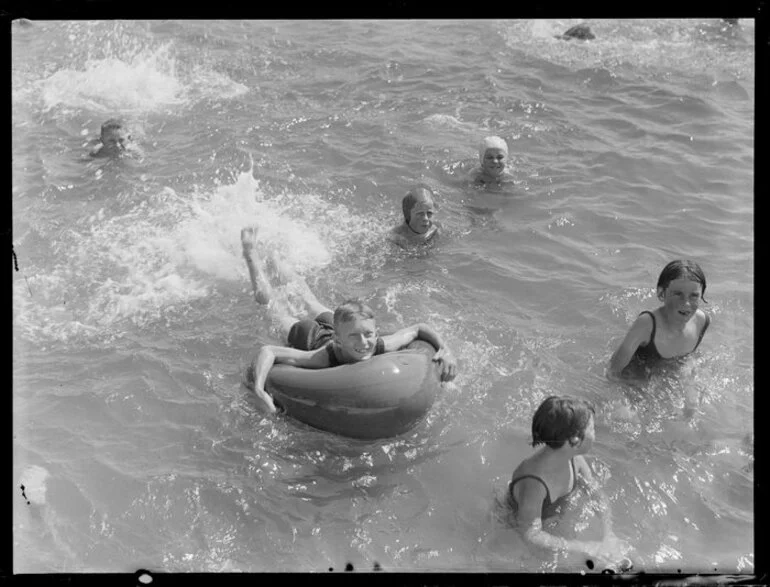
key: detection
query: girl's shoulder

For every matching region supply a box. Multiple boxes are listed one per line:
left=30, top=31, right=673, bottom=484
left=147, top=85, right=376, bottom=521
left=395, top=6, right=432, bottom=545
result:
left=512, top=451, right=546, bottom=477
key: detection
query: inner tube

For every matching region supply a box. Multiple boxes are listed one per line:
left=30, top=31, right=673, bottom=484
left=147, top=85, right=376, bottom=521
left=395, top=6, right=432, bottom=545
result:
left=266, top=340, right=441, bottom=439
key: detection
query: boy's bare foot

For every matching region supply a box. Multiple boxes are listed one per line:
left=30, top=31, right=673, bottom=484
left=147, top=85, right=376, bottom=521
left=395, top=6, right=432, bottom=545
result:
left=241, top=227, right=271, bottom=305
left=241, top=226, right=258, bottom=258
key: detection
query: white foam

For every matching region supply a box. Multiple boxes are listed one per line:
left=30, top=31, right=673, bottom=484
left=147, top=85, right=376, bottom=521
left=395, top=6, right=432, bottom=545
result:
left=40, top=45, right=186, bottom=115
left=37, top=40, right=247, bottom=116
left=14, top=167, right=391, bottom=342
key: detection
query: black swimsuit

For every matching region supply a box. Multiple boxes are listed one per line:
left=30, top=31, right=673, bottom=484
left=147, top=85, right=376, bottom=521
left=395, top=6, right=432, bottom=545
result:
left=508, top=458, right=579, bottom=519
left=634, top=310, right=711, bottom=363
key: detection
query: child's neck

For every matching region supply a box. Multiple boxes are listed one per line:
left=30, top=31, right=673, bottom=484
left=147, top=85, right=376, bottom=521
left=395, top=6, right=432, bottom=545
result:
left=658, top=306, right=692, bottom=332
left=539, top=445, right=575, bottom=468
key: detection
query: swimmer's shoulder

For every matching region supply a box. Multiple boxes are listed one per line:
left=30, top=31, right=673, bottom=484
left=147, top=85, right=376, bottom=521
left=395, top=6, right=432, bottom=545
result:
left=693, top=308, right=709, bottom=329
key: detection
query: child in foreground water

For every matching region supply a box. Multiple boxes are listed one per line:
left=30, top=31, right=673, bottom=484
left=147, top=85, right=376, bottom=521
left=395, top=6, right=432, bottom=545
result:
left=608, top=259, right=711, bottom=380
left=509, top=396, right=633, bottom=573
left=241, top=227, right=457, bottom=413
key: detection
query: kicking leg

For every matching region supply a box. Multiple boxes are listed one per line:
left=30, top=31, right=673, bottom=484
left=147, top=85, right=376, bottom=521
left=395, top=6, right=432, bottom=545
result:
left=241, top=226, right=273, bottom=305
left=264, top=249, right=331, bottom=320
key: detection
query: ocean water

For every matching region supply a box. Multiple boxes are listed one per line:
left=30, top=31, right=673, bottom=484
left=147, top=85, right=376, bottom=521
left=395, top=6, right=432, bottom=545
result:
left=12, top=19, right=754, bottom=574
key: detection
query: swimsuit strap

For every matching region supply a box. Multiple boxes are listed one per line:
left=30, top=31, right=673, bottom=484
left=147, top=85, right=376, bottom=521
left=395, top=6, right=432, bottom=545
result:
left=639, top=310, right=657, bottom=345
left=569, top=457, right=577, bottom=493
left=693, top=313, right=711, bottom=352
left=509, top=475, right=552, bottom=506
left=325, top=343, right=341, bottom=367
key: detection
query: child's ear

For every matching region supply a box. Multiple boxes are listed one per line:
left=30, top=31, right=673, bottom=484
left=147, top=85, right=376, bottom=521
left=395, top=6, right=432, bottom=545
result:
left=570, top=435, right=582, bottom=448
left=656, top=286, right=666, bottom=301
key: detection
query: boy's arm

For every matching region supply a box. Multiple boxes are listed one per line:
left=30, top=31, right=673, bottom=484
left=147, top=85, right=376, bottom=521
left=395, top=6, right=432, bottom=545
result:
left=251, top=345, right=331, bottom=409
left=608, top=314, right=652, bottom=380
left=381, top=323, right=457, bottom=381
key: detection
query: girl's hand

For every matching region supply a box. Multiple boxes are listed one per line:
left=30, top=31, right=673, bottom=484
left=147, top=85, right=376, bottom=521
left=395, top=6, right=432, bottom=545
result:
left=254, top=387, right=277, bottom=414
left=432, top=348, right=457, bottom=382
left=584, top=537, right=633, bottom=573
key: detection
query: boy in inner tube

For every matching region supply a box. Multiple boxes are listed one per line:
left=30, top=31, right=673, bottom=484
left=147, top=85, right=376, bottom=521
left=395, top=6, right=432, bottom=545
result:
left=240, top=227, right=458, bottom=413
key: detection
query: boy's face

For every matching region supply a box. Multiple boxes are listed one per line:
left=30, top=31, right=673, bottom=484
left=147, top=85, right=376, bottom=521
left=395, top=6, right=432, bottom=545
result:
left=481, top=148, right=507, bottom=177
left=335, top=316, right=378, bottom=362
left=101, top=127, right=131, bottom=152
left=408, top=199, right=435, bottom=234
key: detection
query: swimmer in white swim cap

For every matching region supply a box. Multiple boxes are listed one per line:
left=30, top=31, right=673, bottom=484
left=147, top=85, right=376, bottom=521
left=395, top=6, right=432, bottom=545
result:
left=473, top=135, right=512, bottom=186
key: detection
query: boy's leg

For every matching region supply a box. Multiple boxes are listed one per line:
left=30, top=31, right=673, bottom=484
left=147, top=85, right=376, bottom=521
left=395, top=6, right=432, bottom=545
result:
left=270, top=297, right=302, bottom=340
left=241, top=227, right=272, bottom=305
left=265, top=249, right=331, bottom=319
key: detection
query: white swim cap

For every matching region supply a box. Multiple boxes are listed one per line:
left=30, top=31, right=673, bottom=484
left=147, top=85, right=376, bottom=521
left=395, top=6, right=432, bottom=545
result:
left=479, top=136, right=509, bottom=162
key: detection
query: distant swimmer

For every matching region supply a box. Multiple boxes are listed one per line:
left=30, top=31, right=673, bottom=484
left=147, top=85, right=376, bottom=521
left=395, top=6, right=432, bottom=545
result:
left=555, top=24, right=596, bottom=41
left=471, top=136, right=514, bottom=187
left=89, top=118, right=136, bottom=158
left=507, top=396, right=634, bottom=574
left=388, top=185, right=441, bottom=249
left=608, top=260, right=711, bottom=381
left=722, top=18, right=739, bottom=25
left=240, top=226, right=457, bottom=412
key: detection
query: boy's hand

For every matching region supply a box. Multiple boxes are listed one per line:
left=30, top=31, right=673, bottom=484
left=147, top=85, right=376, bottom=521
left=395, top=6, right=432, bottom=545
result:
left=432, top=348, right=457, bottom=382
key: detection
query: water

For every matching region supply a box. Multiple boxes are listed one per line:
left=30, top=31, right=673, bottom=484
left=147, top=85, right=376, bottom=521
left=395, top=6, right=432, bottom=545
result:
left=12, top=19, right=754, bottom=574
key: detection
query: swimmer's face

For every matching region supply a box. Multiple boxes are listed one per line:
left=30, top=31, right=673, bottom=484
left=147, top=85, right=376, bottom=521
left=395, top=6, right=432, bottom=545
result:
left=578, top=415, right=595, bottom=453
left=658, top=278, right=703, bottom=323
left=101, top=127, right=131, bottom=152
left=408, top=199, right=436, bottom=234
left=335, top=316, right=378, bottom=362
left=481, top=148, right=507, bottom=177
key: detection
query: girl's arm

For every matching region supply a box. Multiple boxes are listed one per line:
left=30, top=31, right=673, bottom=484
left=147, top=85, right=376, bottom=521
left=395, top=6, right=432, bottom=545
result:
left=381, top=323, right=457, bottom=381
left=515, top=478, right=618, bottom=565
left=608, top=313, right=653, bottom=379
left=575, top=456, right=613, bottom=537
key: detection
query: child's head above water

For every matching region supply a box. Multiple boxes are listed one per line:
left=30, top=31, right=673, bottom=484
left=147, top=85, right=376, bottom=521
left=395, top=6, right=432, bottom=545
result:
left=99, top=118, right=131, bottom=152
left=656, top=259, right=708, bottom=304
left=333, top=299, right=378, bottom=362
left=401, top=185, right=436, bottom=235
left=478, top=135, right=509, bottom=178
left=531, top=395, right=595, bottom=450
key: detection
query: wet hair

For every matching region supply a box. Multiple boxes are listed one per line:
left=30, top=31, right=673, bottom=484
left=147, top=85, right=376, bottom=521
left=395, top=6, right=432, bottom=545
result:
left=333, top=299, right=376, bottom=330
left=402, top=185, right=435, bottom=222
left=531, top=396, right=595, bottom=449
left=101, top=118, right=125, bottom=136
left=656, top=259, right=708, bottom=303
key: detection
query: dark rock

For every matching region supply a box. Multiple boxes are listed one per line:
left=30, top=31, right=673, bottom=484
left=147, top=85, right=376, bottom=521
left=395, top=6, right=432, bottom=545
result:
left=556, top=24, right=595, bottom=41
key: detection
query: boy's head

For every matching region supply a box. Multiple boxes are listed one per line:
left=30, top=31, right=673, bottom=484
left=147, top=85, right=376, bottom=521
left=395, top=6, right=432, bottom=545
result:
left=656, top=259, right=708, bottom=303
left=479, top=136, right=508, bottom=178
left=333, top=299, right=378, bottom=362
left=100, top=118, right=131, bottom=152
left=402, top=185, right=436, bottom=234
left=531, top=396, right=595, bottom=451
